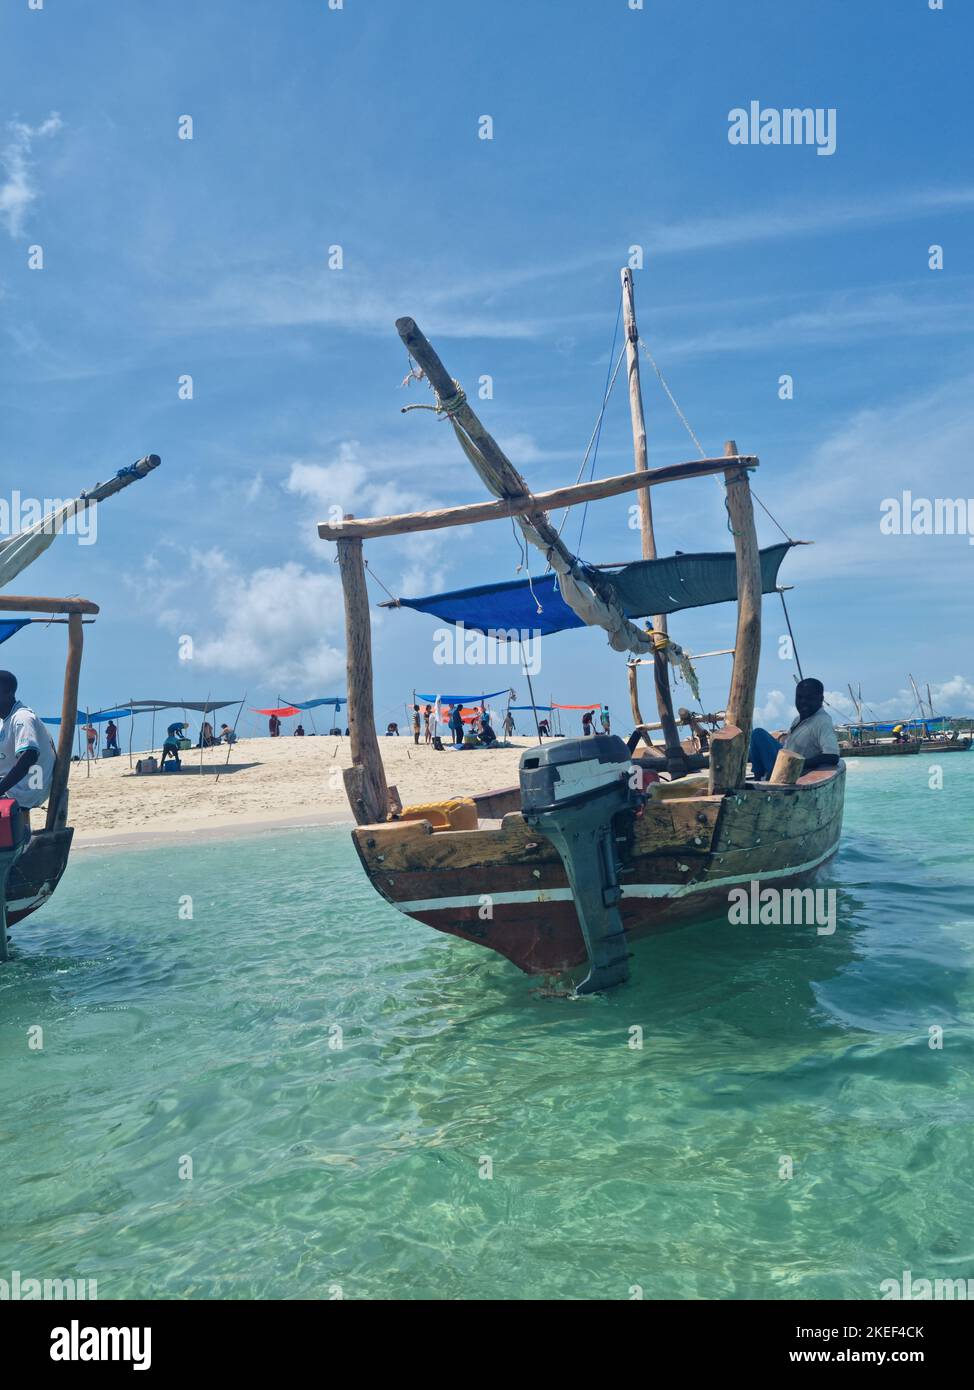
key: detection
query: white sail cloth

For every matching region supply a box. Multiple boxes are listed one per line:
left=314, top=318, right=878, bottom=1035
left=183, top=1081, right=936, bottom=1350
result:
left=0, top=456, right=160, bottom=589
left=0, top=498, right=90, bottom=589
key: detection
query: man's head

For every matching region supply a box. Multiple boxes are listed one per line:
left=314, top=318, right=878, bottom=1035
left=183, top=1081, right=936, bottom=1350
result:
left=0, top=670, right=17, bottom=715
left=795, top=678, right=825, bottom=721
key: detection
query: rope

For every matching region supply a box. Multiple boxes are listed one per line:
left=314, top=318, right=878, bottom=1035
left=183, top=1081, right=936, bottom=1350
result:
left=549, top=341, right=627, bottom=560
left=637, top=336, right=794, bottom=543
left=778, top=589, right=803, bottom=681
left=576, top=296, right=623, bottom=551
left=637, top=338, right=708, bottom=458
left=363, top=559, right=400, bottom=603
left=400, top=379, right=467, bottom=418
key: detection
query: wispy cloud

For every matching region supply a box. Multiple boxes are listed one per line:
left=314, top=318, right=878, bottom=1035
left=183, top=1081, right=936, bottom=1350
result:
left=658, top=287, right=973, bottom=360
left=644, top=187, right=974, bottom=257
left=0, top=112, right=62, bottom=238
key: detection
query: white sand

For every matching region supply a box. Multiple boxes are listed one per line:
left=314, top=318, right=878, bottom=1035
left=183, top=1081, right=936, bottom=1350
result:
left=66, top=735, right=535, bottom=848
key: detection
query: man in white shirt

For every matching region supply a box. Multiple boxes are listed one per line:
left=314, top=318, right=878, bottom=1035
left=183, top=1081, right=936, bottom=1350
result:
left=0, top=670, right=57, bottom=822
left=749, top=678, right=840, bottom=781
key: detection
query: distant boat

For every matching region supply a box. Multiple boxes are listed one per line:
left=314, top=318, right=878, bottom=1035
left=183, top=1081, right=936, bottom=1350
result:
left=322, top=279, right=845, bottom=994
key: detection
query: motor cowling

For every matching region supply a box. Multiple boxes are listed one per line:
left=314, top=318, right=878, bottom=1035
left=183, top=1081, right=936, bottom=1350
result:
left=520, top=736, right=637, bottom=994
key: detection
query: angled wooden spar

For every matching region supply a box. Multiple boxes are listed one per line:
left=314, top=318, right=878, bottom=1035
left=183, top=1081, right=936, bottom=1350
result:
left=621, top=268, right=685, bottom=774
left=318, top=455, right=747, bottom=541
left=722, top=441, right=763, bottom=786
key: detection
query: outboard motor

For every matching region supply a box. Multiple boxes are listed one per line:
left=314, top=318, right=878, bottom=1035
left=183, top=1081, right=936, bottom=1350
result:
left=520, top=735, right=637, bottom=994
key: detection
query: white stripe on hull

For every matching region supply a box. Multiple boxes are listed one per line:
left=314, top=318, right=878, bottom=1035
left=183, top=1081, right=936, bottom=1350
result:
left=395, top=842, right=839, bottom=915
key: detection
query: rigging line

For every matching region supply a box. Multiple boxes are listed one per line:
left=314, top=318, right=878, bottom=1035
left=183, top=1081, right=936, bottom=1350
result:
left=576, top=294, right=623, bottom=553
left=549, top=340, right=628, bottom=561
left=363, top=558, right=400, bottom=604
left=637, top=336, right=794, bottom=544
left=777, top=589, right=804, bottom=682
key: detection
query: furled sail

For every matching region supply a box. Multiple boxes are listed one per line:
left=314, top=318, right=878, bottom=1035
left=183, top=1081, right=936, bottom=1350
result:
left=0, top=455, right=160, bottom=588
left=389, top=543, right=793, bottom=638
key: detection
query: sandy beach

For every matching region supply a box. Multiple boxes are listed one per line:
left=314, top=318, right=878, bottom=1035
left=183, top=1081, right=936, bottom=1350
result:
left=66, top=734, right=536, bottom=848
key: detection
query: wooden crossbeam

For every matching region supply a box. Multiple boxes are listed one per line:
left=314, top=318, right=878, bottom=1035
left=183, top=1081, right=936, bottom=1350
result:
left=319, top=455, right=757, bottom=542
left=0, top=595, right=99, bottom=615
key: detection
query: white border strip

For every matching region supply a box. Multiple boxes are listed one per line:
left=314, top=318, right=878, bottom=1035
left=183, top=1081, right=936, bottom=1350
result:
left=395, top=843, right=839, bottom=914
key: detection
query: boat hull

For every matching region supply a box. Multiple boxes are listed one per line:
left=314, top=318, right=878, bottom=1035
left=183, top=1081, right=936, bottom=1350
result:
left=352, top=766, right=846, bottom=977
left=5, top=827, right=74, bottom=927
left=839, top=742, right=920, bottom=757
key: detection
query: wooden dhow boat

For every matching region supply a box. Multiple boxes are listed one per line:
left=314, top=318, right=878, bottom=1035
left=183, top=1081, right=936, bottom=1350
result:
left=0, top=456, right=160, bottom=957
left=321, top=281, right=845, bottom=992
left=0, top=594, right=98, bottom=957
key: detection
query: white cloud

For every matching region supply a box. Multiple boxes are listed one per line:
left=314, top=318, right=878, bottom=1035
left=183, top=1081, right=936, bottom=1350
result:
left=0, top=113, right=62, bottom=238
left=164, top=548, right=347, bottom=689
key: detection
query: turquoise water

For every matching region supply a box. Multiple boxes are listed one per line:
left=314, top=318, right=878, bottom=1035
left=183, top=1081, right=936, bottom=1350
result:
left=2, top=756, right=973, bottom=1300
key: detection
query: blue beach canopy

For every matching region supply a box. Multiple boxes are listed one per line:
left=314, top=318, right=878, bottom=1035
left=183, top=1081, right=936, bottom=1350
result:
left=0, top=618, right=31, bottom=645
left=280, top=697, right=346, bottom=710
left=415, top=687, right=514, bottom=704
left=390, top=543, right=794, bottom=638
left=509, top=704, right=553, bottom=712
left=44, top=707, right=134, bottom=726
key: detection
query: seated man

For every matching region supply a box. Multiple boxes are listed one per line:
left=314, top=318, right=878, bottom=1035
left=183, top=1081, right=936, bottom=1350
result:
left=0, top=669, right=56, bottom=831
left=749, top=678, right=840, bottom=781
left=219, top=722, right=237, bottom=745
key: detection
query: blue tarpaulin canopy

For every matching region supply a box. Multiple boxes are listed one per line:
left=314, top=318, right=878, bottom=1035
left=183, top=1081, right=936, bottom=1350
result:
left=44, top=707, right=133, bottom=726
left=280, top=697, right=346, bottom=710
left=509, top=704, right=553, bottom=712
left=415, top=688, right=514, bottom=704
left=391, top=544, right=794, bottom=638
left=0, top=618, right=31, bottom=645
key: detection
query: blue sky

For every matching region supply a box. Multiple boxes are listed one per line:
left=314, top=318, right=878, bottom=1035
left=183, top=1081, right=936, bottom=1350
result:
left=1, top=0, right=971, bottom=736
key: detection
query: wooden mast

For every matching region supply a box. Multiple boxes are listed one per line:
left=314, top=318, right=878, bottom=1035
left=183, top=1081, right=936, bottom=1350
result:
left=46, top=612, right=84, bottom=831
left=336, top=532, right=389, bottom=825
left=620, top=268, right=685, bottom=776
left=722, top=440, right=763, bottom=786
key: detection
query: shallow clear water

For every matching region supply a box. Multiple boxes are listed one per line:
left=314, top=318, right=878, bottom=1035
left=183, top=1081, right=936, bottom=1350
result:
left=2, top=756, right=973, bottom=1300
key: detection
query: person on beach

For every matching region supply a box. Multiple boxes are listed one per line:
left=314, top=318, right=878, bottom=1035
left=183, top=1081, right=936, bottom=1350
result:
left=294, top=723, right=305, bottom=736
left=386, top=721, right=399, bottom=736
left=160, top=721, right=186, bottom=771
left=219, top=723, right=237, bottom=745
left=411, top=704, right=421, bottom=745
left=478, top=711, right=497, bottom=746
left=537, top=717, right=550, bottom=737
left=198, top=720, right=215, bottom=748
left=600, top=705, right=611, bottom=735
left=449, top=704, right=465, bottom=747
left=502, top=710, right=515, bottom=738
left=424, top=705, right=433, bottom=744
left=748, top=678, right=839, bottom=781
left=581, top=710, right=594, bottom=736
left=268, top=713, right=281, bottom=737
left=85, top=722, right=98, bottom=758
left=104, top=719, right=119, bottom=753
left=0, top=670, right=56, bottom=831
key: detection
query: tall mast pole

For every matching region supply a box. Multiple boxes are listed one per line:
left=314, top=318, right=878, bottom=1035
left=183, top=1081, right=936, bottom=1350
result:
left=620, top=267, right=685, bottom=776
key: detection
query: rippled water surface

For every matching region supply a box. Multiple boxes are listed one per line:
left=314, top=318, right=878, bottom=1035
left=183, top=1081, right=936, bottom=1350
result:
left=2, top=756, right=972, bottom=1299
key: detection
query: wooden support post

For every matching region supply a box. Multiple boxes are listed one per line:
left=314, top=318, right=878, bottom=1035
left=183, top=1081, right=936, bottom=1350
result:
left=769, top=748, right=805, bottom=785
left=336, top=534, right=389, bottom=826
left=723, top=441, right=763, bottom=786
left=45, top=611, right=84, bottom=831
left=620, top=268, right=686, bottom=777
left=708, top=725, right=745, bottom=795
